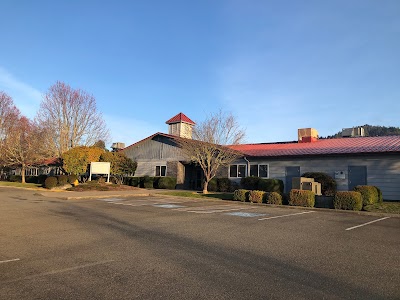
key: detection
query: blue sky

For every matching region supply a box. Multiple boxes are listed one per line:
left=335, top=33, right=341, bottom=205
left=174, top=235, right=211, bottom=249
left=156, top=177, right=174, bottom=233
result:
left=1, top=0, right=399, bottom=147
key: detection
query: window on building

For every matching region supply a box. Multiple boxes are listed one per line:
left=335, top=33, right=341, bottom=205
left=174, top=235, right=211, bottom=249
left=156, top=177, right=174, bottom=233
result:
left=250, top=165, right=258, bottom=177
left=25, top=168, right=38, bottom=176
left=156, top=165, right=167, bottom=177
left=229, top=164, right=246, bottom=178
left=249, top=164, right=269, bottom=178
left=258, top=165, right=269, bottom=177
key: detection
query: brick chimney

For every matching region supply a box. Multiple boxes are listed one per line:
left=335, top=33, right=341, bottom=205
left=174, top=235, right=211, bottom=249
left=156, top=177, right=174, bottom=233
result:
left=298, top=128, right=318, bottom=143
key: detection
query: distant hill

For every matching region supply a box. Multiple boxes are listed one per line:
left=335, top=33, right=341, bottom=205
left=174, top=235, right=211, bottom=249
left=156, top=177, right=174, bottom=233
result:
left=326, top=125, right=400, bottom=138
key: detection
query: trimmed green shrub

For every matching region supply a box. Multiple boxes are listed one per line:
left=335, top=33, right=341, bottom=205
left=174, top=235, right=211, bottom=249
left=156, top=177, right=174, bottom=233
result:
left=9, top=175, right=22, bottom=182
left=240, top=177, right=260, bottom=190
left=354, top=185, right=378, bottom=206
left=233, top=189, right=249, bottom=202
left=37, top=175, right=48, bottom=185
left=374, top=186, right=383, bottom=203
left=217, top=178, right=231, bottom=192
left=158, top=177, right=177, bottom=189
left=334, top=191, right=362, bottom=211
left=25, top=176, right=38, bottom=183
left=289, top=189, right=315, bottom=207
left=44, top=176, right=58, bottom=189
left=57, top=175, right=68, bottom=186
left=248, top=190, right=265, bottom=203
left=67, top=174, right=78, bottom=184
left=266, top=192, right=283, bottom=205
left=258, top=179, right=284, bottom=193
left=129, top=177, right=140, bottom=187
left=152, top=177, right=161, bottom=188
left=301, top=172, right=337, bottom=196
left=141, top=176, right=153, bottom=188
left=207, top=178, right=218, bottom=192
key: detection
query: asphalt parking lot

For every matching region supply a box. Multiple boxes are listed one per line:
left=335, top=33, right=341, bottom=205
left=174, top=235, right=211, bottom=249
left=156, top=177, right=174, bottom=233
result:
left=1, top=188, right=399, bottom=299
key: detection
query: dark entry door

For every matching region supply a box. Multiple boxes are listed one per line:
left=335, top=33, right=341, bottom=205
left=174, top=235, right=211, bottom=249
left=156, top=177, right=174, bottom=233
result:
left=285, top=166, right=300, bottom=193
left=348, top=166, right=367, bottom=190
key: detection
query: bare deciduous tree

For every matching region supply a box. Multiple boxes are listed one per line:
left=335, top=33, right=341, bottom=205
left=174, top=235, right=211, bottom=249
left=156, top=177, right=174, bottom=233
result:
left=2, top=117, right=54, bottom=183
left=0, top=91, right=21, bottom=164
left=36, top=81, right=110, bottom=156
left=177, top=110, right=245, bottom=193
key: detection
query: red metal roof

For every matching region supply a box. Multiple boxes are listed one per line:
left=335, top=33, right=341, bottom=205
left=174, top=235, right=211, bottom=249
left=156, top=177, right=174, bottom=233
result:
left=228, top=136, right=400, bottom=157
left=165, top=112, right=195, bottom=125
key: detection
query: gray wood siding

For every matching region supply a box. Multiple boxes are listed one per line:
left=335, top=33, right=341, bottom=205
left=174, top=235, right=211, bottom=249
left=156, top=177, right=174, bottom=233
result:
left=123, top=136, right=188, bottom=177
left=232, top=154, right=400, bottom=200
left=123, top=137, right=187, bottom=161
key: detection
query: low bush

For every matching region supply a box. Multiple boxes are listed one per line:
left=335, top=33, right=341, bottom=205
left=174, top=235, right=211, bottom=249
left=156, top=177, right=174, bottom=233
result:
left=25, top=176, right=38, bottom=184
left=334, top=191, right=362, bottom=211
left=57, top=175, right=68, bottom=186
left=158, top=177, right=177, bottom=189
left=301, top=172, right=337, bottom=196
left=207, top=178, right=218, bottom=192
left=37, top=175, right=48, bottom=185
left=258, top=179, right=284, bottom=193
left=266, top=192, right=283, bottom=205
left=9, top=175, right=22, bottom=182
left=248, top=190, right=265, bottom=203
left=217, top=178, right=231, bottom=192
left=152, top=177, right=161, bottom=188
left=67, top=174, right=78, bottom=184
left=129, top=177, right=140, bottom=187
left=142, top=176, right=153, bottom=188
left=354, top=185, right=379, bottom=206
left=233, top=189, right=249, bottom=202
left=240, top=177, right=260, bottom=190
left=44, top=176, right=58, bottom=189
left=374, top=186, right=383, bottom=203
left=289, top=189, right=315, bottom=207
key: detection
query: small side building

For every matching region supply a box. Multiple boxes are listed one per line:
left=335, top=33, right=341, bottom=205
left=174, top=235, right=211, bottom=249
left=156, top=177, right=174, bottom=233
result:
left=228, top=129, right=400, bottom=201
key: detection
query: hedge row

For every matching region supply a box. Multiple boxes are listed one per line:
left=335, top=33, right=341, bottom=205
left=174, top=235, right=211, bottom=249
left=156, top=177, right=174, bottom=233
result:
left=233, top=189, right=283, bottom=205
left=354, top=185, right=379, bottom=206
left=44, top=175, right=79, bottom=189
left=125, top=176, right=177, bottom=189
left=289, top=189, right=315, bottom=207
left=240, top=177, right=284, bottom=193
left=207, top=178, right=235, bottom=192
left=334, top=191, right=363, bottom=211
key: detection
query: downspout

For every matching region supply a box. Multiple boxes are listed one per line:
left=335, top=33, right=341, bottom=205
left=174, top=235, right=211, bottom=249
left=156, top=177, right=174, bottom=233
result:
left=243, top=156, right=250, bottom=177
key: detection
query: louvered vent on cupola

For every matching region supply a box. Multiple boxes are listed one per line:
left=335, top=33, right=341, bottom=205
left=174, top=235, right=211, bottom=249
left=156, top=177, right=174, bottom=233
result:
left=165, top=112, right=195, bottom=139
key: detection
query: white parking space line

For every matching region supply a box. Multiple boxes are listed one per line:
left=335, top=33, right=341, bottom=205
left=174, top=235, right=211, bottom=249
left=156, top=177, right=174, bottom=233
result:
left=258, top=211, right=315, bottom=221
left=345, top=217, right=390, bottom=231
left=174, top=204, right=251, bottom=212
left=0, top=258, right=20, bottom=264
left=189, top=207, right=256, bottom=214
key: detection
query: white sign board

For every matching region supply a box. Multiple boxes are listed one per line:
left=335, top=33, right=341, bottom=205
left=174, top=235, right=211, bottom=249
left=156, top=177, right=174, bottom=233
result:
left=89, top=162, right=111, bottom=182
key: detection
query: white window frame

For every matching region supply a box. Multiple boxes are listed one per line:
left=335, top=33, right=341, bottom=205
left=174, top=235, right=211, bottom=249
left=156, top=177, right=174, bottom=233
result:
left=257, top=164, right=269, bottom=178
left=156, top=165, right=167, bottom=177
left=229, top=164, right=247, bottom=178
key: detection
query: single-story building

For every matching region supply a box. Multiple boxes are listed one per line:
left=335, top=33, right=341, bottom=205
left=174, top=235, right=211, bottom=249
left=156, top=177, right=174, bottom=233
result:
left=1, top=157, right=63, bottom=179
left=121, top=113, right=400, bottom=201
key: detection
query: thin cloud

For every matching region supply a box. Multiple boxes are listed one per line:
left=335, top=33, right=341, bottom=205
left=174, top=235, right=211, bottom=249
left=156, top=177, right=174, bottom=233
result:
left=0, top=66, right=43, bottom=118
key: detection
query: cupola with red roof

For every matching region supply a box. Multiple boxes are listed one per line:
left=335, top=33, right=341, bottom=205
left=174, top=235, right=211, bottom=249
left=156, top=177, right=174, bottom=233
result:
left=166, top=112, right=195, bottom=139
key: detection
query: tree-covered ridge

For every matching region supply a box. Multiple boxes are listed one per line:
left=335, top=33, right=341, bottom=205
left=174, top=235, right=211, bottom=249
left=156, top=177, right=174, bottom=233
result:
left=327, top=125, right=400, bottom=138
